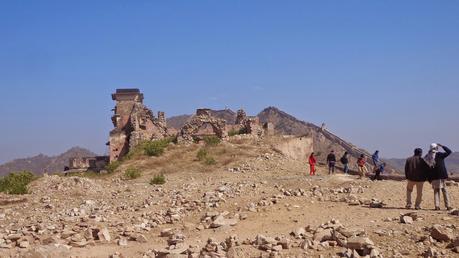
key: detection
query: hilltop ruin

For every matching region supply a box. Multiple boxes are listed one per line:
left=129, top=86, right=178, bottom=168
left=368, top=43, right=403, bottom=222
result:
left=108, top=89, right=170, bottom=161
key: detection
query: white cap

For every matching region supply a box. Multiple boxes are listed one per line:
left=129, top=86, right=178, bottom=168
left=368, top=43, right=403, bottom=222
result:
left=430, top=143, right=438, bottom=152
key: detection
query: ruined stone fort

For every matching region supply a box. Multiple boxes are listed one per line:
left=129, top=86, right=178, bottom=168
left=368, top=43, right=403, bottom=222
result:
left=70, top=88, right=277, bottom=170
left=107, top=88, right=273, bottom=162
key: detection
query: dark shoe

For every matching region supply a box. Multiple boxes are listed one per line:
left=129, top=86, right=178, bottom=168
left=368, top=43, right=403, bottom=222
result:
left=415, top=206, right=421, bottom=210
left=435, top=207, right=440, bottom=211
left=447, top=207, right=453, bottom=211
left=405, top=205, right=411, bottom=209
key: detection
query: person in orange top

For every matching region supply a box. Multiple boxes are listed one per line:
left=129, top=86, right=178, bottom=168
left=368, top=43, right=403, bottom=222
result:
left=309, top=152, right=317, bottom=176
left=357, top=154, right=368, bottom=179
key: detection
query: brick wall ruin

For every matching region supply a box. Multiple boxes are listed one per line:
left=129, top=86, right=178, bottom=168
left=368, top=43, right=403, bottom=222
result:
left=232, top=109, right=265, bottom=137
left=176, top=109, right=228, bottom=144
left=109, top=89, right=169, bottom=161
left=176, top=108, right=271, bottom=144
left=69, top=156, right=109, bottom=172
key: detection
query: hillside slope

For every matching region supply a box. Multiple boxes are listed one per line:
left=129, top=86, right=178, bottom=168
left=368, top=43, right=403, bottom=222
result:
left=0, top=147, right=96, bottom=176
left=0, top=138, right=458, bottom=257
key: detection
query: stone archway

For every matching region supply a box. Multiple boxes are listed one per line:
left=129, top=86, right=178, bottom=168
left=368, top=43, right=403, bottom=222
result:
left=177, top=109, right=228, bottom=144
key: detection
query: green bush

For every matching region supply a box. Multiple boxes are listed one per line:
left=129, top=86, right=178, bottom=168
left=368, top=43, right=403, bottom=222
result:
left=228, top=128, right=246, bottom=136
left=203, top=136, right=221, bottom=146
left=204, top=156, right=216, bottom=165
left=124, top=167, right=142, bottom=180
left=0, top=171, right=35, bottom=195
left=150, top=174, right=166, bottom=185
left=228, top=129, right=239, bottom=137
left=196, top=148, right=208, bottom=161
left=105, top=160, right=121, bottom=173
left=144, top=138, right=172, bottom=157
left=124, top=142, right=147, bottom=160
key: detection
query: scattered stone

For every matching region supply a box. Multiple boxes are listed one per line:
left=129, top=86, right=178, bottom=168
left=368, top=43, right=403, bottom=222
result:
left=430, top=225, right=453, bottom=242
left=118, top=237, right=128, bottom=246
left=97, top=227, right=111, bottom=242
left=401, top=216, right=413, bottom=224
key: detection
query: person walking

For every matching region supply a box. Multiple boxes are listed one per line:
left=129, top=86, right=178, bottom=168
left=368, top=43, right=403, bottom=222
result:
left=372, top=162, right=386, bottom=181
left=326, top=150, right=337, bottom=175
left=308, top=152, right=317, bottom=176
left=405, top=148, right=428, bottom=210
left=372, top=150, right=380, bottom=171
left=425, top=143, right=453, bottom=211
left=340, top=152, right=350, bottom=175
left=357, top=154, right=368, bottom=179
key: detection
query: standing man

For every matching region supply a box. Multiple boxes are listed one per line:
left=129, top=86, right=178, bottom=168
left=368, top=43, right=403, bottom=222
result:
left=405, top=148, right=428, bottom=210
left=340, top=152, right=350, bottom=175
left=372, top=150, right=380, bottom=171
left=425, top=143, right=453, bottom=211
left=373, top=162, right=386, bottom=181
left=327, top=150, right=337, bottom=175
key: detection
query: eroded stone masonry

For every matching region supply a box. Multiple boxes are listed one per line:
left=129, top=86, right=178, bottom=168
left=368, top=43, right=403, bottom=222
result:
left=176, top=108, right=271, bottom=144
left=69, top=89, right=273, bottom=166
left=108, top=89, right=169, bottom=161
left=176, top=109, right=228, bottom=144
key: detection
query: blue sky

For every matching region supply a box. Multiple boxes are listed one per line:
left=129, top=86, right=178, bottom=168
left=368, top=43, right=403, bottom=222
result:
left=1, top=1, right=458, bottom=163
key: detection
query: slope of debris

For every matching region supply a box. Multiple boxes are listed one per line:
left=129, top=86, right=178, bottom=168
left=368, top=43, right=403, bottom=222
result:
left=0, top=140, right=458, bottom=258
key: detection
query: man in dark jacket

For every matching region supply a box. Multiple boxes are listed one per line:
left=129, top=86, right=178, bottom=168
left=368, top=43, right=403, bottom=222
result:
left=340, top=152, right=350, bottom=175
left=405, top=148, right=428, bottom=210
left=327, top=150, right=336, bottom=175
left=425, top=143, right=453, bottom=210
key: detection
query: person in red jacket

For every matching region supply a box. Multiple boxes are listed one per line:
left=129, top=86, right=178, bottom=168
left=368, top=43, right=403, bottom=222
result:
left=309, top=152, right=317, bottom=176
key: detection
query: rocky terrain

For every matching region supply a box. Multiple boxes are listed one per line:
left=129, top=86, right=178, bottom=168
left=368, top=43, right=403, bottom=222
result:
left=0, top=137, right=458, bottom=258
left=0, top=147, right=96, bottom=176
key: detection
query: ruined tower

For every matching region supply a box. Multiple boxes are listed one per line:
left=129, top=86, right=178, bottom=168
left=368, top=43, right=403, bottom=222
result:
left=108, top=89, right=168, bottom=161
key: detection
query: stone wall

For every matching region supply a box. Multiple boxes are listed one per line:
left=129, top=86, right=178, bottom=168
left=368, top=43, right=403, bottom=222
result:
left=233, top=109, right=265, bottom=137
left=272, top=135, right=314, bottom=162
left=69, top=156, right=109, bottom=172
left=177, top=109, right=228, bottom=144
left=108, top=89, right=169, bottom=161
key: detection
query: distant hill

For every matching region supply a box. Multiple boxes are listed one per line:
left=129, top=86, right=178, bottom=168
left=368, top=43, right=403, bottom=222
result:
left=386, top=152, right=459, bottom=174
left=256, top=107, right=377, bottom=169
left=0, top=147, right=96, bottom=176
left=167, top=114, right=192, bottom=129
left=257, top=106, right=319, bottom=135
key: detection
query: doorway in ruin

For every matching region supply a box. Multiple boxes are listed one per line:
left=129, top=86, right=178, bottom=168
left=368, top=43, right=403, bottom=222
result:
left=193, top=122, right=222, bottom=141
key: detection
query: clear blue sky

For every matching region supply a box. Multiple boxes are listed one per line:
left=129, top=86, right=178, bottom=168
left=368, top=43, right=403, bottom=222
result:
left=1, top=1, right=458, bottom=163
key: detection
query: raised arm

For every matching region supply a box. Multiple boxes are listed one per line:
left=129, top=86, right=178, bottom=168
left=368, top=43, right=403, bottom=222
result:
left=438, top=144, right=452, bottom=158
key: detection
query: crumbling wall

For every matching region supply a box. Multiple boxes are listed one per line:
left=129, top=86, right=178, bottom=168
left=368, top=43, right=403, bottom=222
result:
left=69, top=156, right=109, bottom=172
left=233, top=109, right=264, bottom=137
left=273, top=136, right=313, bottom=162
left=177, top=109, right=228, bottom=144
left=109, top=89, right=169, bottom=161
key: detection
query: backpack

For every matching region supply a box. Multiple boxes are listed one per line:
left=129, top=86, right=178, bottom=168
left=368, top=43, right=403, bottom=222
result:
left=340, top=156, right=348, bottom=164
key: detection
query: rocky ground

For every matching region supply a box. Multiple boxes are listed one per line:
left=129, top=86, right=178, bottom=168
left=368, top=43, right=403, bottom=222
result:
left=0, top=139, right=458, bottom=258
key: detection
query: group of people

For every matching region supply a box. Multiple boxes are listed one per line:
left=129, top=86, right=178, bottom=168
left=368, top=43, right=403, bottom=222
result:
left=307, top=143, right=454, bottom=211
left=308, top=150, right=385, bottom=179
left=405, top=143, right=453, bottom=210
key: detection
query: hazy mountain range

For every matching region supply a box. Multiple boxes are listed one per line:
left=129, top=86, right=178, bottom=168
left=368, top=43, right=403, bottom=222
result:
left=385, top=152, right=459, bottom=175
left=0, top=147, right=96, bottom=176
